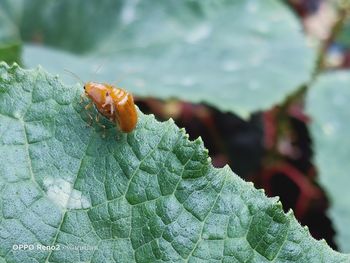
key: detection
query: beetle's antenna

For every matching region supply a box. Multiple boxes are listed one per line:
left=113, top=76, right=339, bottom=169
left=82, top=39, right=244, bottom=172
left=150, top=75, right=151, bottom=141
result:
left=94, top=62, right=104, bottom=76
left=113, top=69, right=137, bottom=87
left=91, top=58, right=107, bottom=80
left=64, top=69, right=84, bottom=85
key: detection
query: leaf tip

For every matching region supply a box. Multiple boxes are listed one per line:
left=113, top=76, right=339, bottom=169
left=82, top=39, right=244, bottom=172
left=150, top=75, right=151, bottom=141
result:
left=320, top=239, right=328, bottom=245
left=286, top=209, right=294, bottom=216
left=258, top=188, right=265, bottom=194
left=167, top=117, right=175, bottom=124
left=276, top=200, right=283, bottom=209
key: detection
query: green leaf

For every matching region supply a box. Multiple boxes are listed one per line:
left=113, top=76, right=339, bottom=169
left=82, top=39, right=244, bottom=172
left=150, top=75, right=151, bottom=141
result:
left=0, top=63, right=348, bottom=262
left=0, top=7, right=21, bottom=64
left=335, top=17, right=350, bottom=49
left=306, top=72, right=350, bottom=253
left=1, top=0, right=315, bottom=117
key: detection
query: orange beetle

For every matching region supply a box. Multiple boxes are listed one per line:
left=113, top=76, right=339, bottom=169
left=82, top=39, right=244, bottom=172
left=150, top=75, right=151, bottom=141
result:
left=84, top=82, right=138, bottom=133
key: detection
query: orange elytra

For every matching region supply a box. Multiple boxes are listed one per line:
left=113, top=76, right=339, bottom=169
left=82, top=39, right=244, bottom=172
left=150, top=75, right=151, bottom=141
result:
left=84, top=82, right=138, bottom=133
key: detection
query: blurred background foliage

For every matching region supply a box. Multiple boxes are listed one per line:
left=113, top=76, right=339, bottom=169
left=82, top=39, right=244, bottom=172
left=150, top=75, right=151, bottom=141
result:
left=0, top=0, right=349, bottom=253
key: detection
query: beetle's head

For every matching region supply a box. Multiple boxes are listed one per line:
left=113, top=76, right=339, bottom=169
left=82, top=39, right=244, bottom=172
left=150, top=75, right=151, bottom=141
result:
left=84, top=82, right=109, bottom=106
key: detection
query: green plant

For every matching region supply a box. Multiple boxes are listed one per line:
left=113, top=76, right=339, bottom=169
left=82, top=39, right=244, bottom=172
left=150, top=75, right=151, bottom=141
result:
left=0, top=62, right=348, bottom=263
left=0, top=0, right=350, bottom=262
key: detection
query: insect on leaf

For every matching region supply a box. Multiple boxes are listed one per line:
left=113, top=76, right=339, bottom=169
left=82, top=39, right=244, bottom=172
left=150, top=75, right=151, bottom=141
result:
left=0, top=63, right=349, bottom=262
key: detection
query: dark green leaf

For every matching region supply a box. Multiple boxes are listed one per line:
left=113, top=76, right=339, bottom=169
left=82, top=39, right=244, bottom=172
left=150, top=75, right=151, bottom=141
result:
left=0, top=7, right=21, bottom=64
left=307, top=72, right=350, bottom=252
left=1, top=0, right=315, bottom=117
left=0, top=63, right=348, bottom=262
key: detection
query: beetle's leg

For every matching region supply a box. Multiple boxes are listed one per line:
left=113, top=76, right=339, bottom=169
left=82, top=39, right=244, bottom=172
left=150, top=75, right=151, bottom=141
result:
left=86, top=113, right=94, bottom=127
left=98, top=122, right=106, bottom=138
left=79, top=93, right=85, bottom=104
left=93, top=114, right=105, bottom=128
left=93, top=113, right=107, bottom=138
left=97, top=122, right=106, bottom=129
left=84, top=102, right=95, bottom=127
left=115, top=123, right=122, bottom=140
left=85, top=102, right=93, bottom=110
